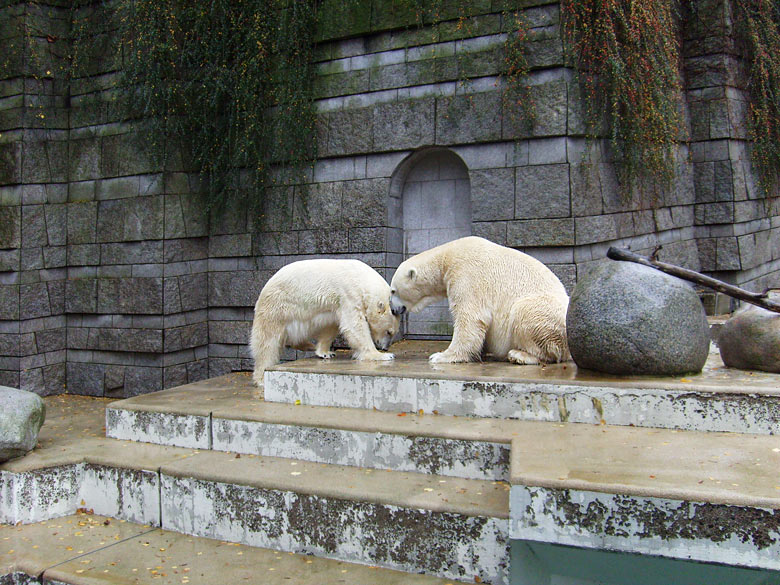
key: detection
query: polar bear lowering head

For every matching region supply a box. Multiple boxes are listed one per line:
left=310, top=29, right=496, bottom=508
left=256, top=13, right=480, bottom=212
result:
left=365, top=298, right=398, bottom=351
left=390, top=253, right=447, bottom=316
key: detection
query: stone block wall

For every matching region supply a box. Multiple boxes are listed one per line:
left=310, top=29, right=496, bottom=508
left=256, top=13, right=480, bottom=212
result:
left=0, top=0, right=777, bottom=396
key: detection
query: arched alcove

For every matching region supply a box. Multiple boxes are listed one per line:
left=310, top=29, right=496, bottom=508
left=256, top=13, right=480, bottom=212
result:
left=388, top=148, right=472, bottom=339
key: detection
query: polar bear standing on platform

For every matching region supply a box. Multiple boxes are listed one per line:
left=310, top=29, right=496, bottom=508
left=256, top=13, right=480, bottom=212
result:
left=390, top=236, right=570, bottom=365
left=250, top=259, right=398, bottom=386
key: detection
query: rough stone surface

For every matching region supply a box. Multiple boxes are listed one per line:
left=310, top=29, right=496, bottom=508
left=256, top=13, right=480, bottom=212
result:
left=566, top=261, right=710, bottom=375
left=718, top=303, right=780, bottom=373
left=0, top=386, right=45, bottom=461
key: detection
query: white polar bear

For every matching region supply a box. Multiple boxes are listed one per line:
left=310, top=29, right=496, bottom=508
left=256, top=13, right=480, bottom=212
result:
left=250, top=259, right=398, bottom=386
left=390, top=236, right=570, bottom=365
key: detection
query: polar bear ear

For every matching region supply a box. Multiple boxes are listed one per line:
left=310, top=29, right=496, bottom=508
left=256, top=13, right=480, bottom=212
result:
left=377, top=300, right=386, bottom=313
left=407, top=268, right=416, bottom=281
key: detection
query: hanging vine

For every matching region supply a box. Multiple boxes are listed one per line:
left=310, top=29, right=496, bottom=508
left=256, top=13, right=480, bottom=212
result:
left=735, top=0, right=780, bottom=197
left=561, top=0, right=686, bottom=193
left=116, top=0, right=319, bottom=214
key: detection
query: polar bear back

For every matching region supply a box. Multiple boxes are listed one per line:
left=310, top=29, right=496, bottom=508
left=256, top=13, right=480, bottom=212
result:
left=258, top=259, right=390, bottom=314
left=400, top=236, right=567, bottom=304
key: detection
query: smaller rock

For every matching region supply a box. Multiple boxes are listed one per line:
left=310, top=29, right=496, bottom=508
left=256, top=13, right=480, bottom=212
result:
left=718, top=302, right=780, bottom=373
left=0, top=386, right=46, bottom=462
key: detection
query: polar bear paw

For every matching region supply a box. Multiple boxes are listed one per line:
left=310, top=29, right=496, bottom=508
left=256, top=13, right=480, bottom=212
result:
left=316, top=350, right=336, bottom=359
left=429, top=351, right=466, bottom=364
left=507, top=349, right=540, bottom=365
left=357, top=351, right=394, bottom=361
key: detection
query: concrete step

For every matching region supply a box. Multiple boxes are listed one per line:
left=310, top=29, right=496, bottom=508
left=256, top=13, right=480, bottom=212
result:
left=509, top=421, right=780, bottom=572
left=1, top=512, right=470, bottom=585
left=107, top=374, right=520, bottom=481
left=264, top=351, right=780, bottom=434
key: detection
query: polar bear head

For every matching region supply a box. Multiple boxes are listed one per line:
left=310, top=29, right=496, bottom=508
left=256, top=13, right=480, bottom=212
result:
left=366, top=299, right=399, bottom=351
left=390, top=258, right=446, bottom=315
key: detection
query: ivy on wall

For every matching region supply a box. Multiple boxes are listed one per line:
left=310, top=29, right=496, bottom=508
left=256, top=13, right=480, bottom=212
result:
left=735, top=0, right=780, bottom=197
left=561, top=0, right=685, bottom=193
left=116, top=0, right=319, bottom=214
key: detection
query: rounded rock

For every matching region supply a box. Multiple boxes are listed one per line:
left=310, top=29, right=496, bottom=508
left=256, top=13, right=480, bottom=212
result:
left=718, top=303, right=780, bottom=373
left=0, top=386, right=46, bottom=462
left=566, top=261, right=710, bottom=375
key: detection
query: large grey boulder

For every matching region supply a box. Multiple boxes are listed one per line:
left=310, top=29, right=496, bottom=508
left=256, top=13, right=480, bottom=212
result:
left=0, top=386, right=46, bottom=462
left=567, top=261, right=710, bottom=375
left=718, top=302, right=780, bottom=373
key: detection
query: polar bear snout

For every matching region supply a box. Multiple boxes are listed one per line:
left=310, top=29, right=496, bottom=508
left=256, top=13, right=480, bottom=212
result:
left=375, top=336, right=392, bottom=351
left=390, top=294, right=407, bottom=316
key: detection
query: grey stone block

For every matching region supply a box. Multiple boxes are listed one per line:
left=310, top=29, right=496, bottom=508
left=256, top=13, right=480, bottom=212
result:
left=95, top=176, right=139, bottom=201
left=164, top=193, right=209, bottom=239
left=68, top=243, right=100, bottom=266
left=299, top=229, right=349, bottom=254
left=0, top=142, right=22, bottom=184
left=471, top=168, right=514, bottom=221
left=164, top=322, right=208, bottom=352
left=575, top=215, right=618, bottom=245
left=342, top=179, right=388, bottom=227
left=65, top=278, right=97, bottom=313
left=0, top=206, right=21, bottom=249
left=0, top=386, right=45, bottom=461
left=373, top=98, right=435, bottom=151
left=0, top=249, right=19, bottom=271
left=164, top=238, right=208, bottom=263
left=19, top=283, right=50, bottom=320
left=209, top=320, right=250, bottom=345
left=66, top=201, right=97, bottom=244
left=35, top=328, right=65, bottom=353
left=324, top=107, right=373, bottom=156
left=101, top=241, right=163, bottom=265
left=515, top=164, right=570, bottom=219
left=436, top=91, right=502, bottom=145
left=507, top=218, right=574, bottom=247
left=293, top=182, right=343, bottom=229
left=472, top=221, right=507, bottom=246
left=97, top=277, right=163, bottom=315
left=179, top=273, right=208, bottom=312
left=209, top=234, right=252, bottom=258
left=101, top=133, right=154, bottom=176
left=567, top=261, right=710, bottom=375
left=695, top=202, right=734, bottom=225
left=66, top=361, right=105, bottom=396
left=97, top=196, right=164, bottom=242
left=209, top=271, right=261, bottom=307
left=69, top=137, right=100, bottom=182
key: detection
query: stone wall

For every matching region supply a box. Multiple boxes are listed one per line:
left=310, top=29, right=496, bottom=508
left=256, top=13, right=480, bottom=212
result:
left=0, top=0, right=778, bottom=396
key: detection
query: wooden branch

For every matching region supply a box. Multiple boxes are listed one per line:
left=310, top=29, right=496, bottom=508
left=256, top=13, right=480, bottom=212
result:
left=606, top=246, right=780, bottom=314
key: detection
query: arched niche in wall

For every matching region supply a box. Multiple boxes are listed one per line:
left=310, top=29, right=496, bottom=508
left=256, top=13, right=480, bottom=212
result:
left=388, top=147, right=472, bottom=339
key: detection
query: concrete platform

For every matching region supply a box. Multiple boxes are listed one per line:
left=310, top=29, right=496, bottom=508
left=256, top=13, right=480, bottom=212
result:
left=1, top=512, right=470, bottom=585
left=264, top=348, right=780, bottom=434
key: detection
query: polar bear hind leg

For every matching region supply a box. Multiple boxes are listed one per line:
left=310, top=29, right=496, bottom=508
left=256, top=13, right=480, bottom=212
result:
left=250, top=318, right=285, bottom=387
left=507, top=295, right=570, bottom=365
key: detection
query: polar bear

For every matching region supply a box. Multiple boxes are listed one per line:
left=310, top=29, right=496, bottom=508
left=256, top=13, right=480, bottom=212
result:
left=390, top=236, right=570, bottom=365
left=250, top=259, right=398, bottom=386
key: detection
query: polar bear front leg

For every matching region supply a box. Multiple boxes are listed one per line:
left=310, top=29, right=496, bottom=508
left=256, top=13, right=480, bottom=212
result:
left=339, top=307, right=394, bottom=362
left=429, top=309, right=489, bottom=363
left=314, top=324, right=339, bottom=359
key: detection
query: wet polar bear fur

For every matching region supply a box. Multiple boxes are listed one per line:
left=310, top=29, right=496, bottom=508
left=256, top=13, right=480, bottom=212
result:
left=390, top=236, right=570, bottom=365
left=250, top=259, right=398, bottom=386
